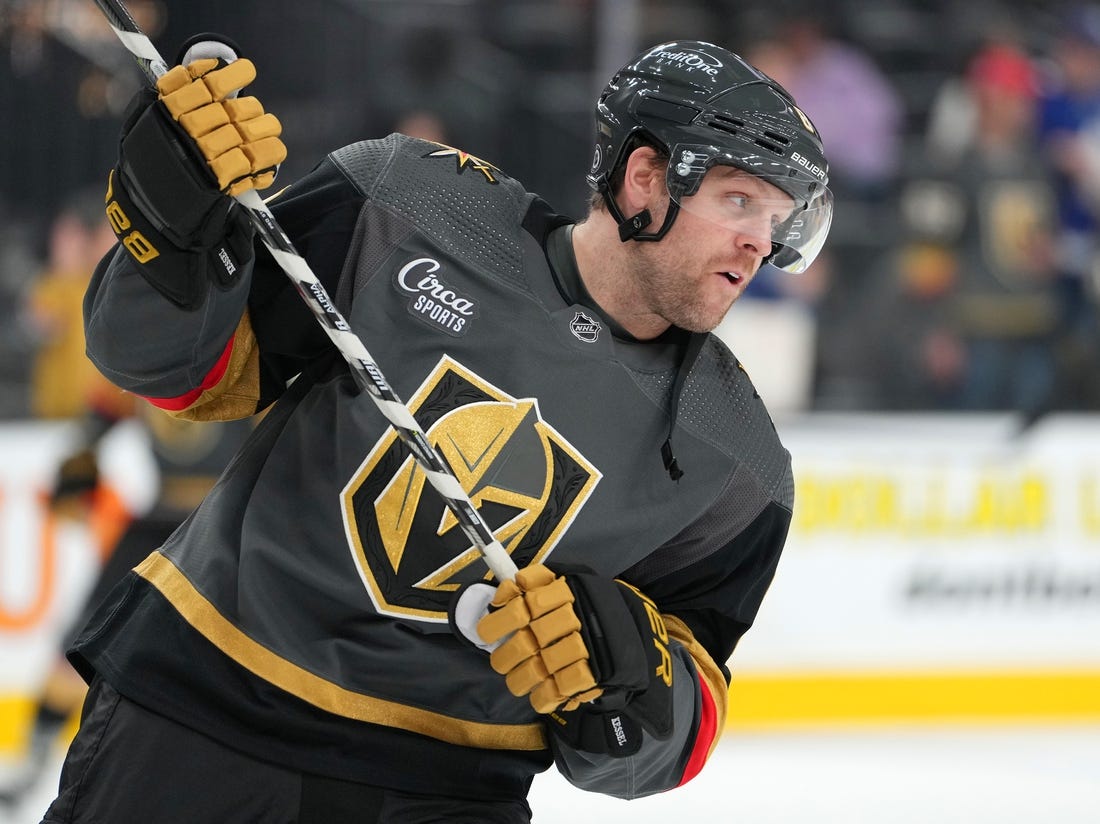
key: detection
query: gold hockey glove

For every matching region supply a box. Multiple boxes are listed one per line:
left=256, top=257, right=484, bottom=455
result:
left=107, top=37, right=273, bottom=309
left=156, top=57, right=285, bottom=197
left=478, top=565, right=604, bottom=713
left=460, top=563, right=675, bottom=747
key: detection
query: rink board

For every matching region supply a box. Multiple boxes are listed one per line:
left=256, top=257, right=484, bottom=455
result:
left=2, top=415, right=1099, bottom=754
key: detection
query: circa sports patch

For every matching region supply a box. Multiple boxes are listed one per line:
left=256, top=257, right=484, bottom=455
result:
left=392, top=256, right=479, bottom=336
left=341, top=356, right=602, bottom=622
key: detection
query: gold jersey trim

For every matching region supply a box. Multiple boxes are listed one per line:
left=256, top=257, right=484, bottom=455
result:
left=170, top=310, right=262, bottom=422
left=134, top=550, right=548, bottom=752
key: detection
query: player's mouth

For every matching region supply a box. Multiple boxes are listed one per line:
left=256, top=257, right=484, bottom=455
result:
left=720, top=271, right=745, bottom=286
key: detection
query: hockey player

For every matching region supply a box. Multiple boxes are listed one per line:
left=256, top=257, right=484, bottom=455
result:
left=43, top=38, right=831, bottom=823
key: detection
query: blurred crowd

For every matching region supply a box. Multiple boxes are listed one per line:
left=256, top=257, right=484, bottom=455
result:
left=2, top=0, right=1100, bottom=421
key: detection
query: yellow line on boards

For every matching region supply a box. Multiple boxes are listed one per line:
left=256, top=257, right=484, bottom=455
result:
left=4, top=670, right=1100, bottom=755
left=726, top=670, right=1100, bottom=728
left=0, top=696, right=79, bottom=754
left=0, top=696, right=33, bottom=751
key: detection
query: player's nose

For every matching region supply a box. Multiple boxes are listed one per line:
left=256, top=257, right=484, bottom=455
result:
left=733, top=215, right=772, bottom=260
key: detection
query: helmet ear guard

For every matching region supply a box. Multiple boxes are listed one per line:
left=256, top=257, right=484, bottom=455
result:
left=594, top=131, right=678, bottom=243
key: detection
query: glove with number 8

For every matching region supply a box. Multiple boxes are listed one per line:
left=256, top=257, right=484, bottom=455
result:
left=105, top=36, right=286, bottom=309
left=452, top=563, right=675, bottom=748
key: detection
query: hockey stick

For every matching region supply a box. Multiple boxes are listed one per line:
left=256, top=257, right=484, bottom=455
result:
left=90, top=0, right=518, bottom=582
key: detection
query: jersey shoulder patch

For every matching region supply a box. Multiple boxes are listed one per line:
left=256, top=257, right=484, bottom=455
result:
left=331, top=134, right=534, bottom=293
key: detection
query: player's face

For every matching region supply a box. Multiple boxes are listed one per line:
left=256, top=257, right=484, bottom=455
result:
left=629, top=167, right=791, bottom=333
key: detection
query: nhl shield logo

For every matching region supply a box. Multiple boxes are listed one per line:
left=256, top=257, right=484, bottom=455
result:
left=570, top=311, right=601, bottom=343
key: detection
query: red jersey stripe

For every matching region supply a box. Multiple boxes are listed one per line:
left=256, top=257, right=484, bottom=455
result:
left=678, top=676, right=719, bottom=786
left=143, top=336, right=235, bottom=412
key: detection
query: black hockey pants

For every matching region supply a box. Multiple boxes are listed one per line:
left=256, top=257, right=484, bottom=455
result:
left=41, top=678, right=532, bottom=823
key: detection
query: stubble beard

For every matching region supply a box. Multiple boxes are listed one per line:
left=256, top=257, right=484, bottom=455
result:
left=629, top=244, right=735, bottom=334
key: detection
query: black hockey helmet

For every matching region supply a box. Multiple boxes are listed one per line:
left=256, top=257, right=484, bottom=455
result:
left=588, top=41, right=832, bottom=273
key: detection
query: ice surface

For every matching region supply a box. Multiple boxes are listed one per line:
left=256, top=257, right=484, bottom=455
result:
left=5, top=725, right=1097, bottom=823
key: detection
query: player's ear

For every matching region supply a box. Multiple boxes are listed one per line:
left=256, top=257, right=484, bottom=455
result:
left=619, top=146, right=665, bottom=214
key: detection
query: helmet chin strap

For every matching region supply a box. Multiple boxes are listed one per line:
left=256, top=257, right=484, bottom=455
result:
left=598, top=178, right=680, bottom=242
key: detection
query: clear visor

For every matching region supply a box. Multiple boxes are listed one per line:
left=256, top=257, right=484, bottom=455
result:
left=666, top=144, right=833, bottom=274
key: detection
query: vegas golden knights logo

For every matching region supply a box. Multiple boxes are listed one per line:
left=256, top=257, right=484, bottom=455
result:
left=342, top=356, right=601, bottom=621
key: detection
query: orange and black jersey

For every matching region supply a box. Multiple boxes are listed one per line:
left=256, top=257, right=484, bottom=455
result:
left=77, top=134, right=792, bottom=801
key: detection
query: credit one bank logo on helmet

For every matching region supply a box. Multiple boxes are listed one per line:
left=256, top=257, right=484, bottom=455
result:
left=650, top=46, right=722, bottom=75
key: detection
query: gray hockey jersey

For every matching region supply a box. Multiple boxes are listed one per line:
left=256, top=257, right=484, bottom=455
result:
left=76, top=134, right=793, bottom=801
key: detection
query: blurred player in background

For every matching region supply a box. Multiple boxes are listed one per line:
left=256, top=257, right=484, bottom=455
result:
left=884, top=42, right=1060, bottom=413
left=43, top=35, right=831, bottom=823
left=22, top=190, right=119, bottom=420
left=1, top=400, right=254, bottom=812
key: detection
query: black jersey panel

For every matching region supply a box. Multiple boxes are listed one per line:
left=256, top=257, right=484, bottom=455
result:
left=624, top=499, right=791, bottom=669
left=248, top=158, right=367, bottom=404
